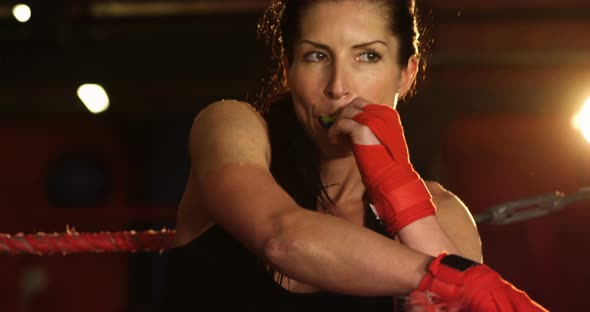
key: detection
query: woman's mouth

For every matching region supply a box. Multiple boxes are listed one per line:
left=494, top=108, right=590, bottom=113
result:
left=318, top=115, right=335, bottom=129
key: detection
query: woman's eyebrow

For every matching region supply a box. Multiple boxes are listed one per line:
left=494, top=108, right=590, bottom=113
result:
left=298, top=39, right=387, bottom=51
left=352, top=40, right=388, bottom=49
left=298, top=40, right=332, bottom=52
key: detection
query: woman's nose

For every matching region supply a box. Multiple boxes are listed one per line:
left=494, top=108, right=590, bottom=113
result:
left=324, top=63, right=351, bottom=100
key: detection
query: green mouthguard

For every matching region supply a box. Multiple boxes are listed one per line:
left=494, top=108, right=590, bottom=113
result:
left=319, top=115, right=335, bottom=128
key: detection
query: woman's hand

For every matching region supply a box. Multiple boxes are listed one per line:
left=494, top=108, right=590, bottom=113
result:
left=327, top=97, right=381, bottom=146
left=410, top=253, right=549, bottom=312
left=326, top=97, right=436, bottom=236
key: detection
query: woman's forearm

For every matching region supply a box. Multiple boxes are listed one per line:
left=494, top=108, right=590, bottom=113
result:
left=264, top=208, right=433, bottom=296
left=397, top=215, right=459, bottom=257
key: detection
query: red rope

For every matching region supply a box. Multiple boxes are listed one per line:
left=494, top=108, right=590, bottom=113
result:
left=0, top=227, right=175, bottom=255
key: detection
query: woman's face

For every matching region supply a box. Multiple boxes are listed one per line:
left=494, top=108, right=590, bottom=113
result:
left=287, top=0, right=415, bottom=158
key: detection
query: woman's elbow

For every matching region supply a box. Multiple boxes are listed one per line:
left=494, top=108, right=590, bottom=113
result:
left=261, top=210, right=306, bottom=271
left=263, top=236, right=290, bottom=268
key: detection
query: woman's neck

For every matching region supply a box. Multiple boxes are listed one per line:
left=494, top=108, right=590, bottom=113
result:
left=319, top=155, right=366, bottom=206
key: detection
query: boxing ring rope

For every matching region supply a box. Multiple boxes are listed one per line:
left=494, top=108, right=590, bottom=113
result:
left=473, top=186, right=590, bottom=225
left=0, top=228, right=175, bottom=256
left=1, top=187, right=589, bottom=256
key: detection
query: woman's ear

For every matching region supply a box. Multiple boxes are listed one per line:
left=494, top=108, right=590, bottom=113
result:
left=398, top=55, right=419, bottom=97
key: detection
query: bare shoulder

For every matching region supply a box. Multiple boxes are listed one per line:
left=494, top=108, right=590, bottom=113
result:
left=425, top=181, right=470, bottom=210
left=425, top=180, right=470, bottom=221
left=193, top=99, right=267, bottom=133
left=183, top=100, right=299, bottom=254
left=425, top=181, right=483, bottom=262
left=425, top=181, right=455, bottom=200
left=190, top=100, right=271, bottom=183
left=196, top=99, right=264, bottom=123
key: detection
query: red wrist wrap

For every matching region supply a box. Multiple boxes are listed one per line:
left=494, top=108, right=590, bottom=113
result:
left=352, top=104, right=435, bottom=234
left=415, top=254, right=549, bottom=312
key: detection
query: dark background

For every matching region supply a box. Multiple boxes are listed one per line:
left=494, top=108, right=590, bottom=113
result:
left=1, top=0, right=589, bottom=311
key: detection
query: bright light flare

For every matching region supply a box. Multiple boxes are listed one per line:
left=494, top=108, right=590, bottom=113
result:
left=12, top=4, right=31, bottom=23
left=77, top=84, right=110, bottom=114
left=572, top=97, right=590, bottom=144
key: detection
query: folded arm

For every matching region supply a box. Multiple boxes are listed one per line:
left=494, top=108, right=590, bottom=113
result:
left=191, top=100, right=435, bottom=296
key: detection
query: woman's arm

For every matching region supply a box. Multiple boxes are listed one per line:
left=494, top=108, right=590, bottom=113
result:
left=395, top=182, right=482, bottom=262
left=191, top=100, right=432, bottom=296
left=336, top=100, right=460, bottom=258
left=427, top=181, right=482, bottom=262
left=203, top=163, right=431, bottom=296
left=193, top=100, right=544, bottom=310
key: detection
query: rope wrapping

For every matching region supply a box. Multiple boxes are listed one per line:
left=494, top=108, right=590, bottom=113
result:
left=0, top=228, right=175, bottom=255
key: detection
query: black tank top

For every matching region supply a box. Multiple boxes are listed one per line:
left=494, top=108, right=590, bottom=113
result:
left=160, top=207, right=397, bottom=311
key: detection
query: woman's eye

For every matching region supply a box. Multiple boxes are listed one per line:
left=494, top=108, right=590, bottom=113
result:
left=304, top=51, right=329, bottom=62
left=357, top=51, right=382, bottom=63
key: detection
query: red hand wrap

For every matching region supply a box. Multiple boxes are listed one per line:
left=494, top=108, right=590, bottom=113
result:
left=416, top=254, right=549, bottom=312
left=404, top=290, right=463, bottom=312
left=352, top=104, right=435, bottom=234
